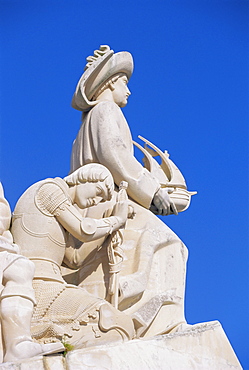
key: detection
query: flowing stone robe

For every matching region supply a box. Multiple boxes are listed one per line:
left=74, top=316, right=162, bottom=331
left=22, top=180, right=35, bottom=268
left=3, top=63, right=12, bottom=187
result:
left=70, top=101, right=188, bottom=337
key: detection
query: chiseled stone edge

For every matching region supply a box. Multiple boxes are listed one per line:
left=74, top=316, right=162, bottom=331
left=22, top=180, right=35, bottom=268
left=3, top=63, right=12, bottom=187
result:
left=0, top=354, right=66, bottom=370
left=0, top=321, right=242, bottom=370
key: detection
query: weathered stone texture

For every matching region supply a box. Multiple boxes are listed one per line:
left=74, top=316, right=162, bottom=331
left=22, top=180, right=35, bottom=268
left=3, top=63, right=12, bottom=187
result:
left=0, top=321, right=242, bottom=370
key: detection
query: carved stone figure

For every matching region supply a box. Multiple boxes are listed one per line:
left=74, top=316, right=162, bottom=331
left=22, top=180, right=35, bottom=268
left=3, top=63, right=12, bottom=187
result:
left=0, top=46, right=242, bottom=370
left=0, top=183, right=64, bottom=362
left=10, top=164, right=135, bottom=350
left=70, top=45, right=193, bottom=337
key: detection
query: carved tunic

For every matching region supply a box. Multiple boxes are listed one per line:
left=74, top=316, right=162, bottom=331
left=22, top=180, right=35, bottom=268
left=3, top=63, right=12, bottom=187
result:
left=71, top=101, right=160, bottom=209
left=11, top=177, right=118, bottom=280
left=70, top=101, right=188, bottom=337
left=11, top=178, right=70, bottom=282
left=11, top=177, right=130, bottom=345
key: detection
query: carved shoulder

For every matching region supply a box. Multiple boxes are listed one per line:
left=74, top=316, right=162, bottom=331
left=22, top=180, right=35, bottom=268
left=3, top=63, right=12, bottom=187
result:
left=35, top=179, right=70, bottom=217
left=91, top=100, right=121, bottom=119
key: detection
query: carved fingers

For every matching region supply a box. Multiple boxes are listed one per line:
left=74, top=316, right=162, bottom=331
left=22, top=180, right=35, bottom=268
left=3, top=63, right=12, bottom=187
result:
left=112, top=201, right=129, bottom=226
left=152, top=188, right=178, bottom=216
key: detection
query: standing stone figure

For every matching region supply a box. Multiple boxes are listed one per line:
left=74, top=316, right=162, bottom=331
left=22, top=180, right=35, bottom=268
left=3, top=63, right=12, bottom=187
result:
left=70, top=45, right=190, bottom=337
left=0, top=183, right=64, bottom=362
left=11, top=164, right=135, bottom=349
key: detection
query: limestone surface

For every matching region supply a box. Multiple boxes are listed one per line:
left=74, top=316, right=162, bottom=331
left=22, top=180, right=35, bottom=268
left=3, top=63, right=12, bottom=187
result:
left=70, top=45, right=192, bottom=337
left=0, top=322, right=242, bottom=369
left=0, top=45, right=241, bottom=367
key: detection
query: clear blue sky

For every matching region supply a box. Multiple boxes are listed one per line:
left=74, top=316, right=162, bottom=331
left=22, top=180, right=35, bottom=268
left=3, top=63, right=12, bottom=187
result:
left=1, top=0, right=248, bottom=367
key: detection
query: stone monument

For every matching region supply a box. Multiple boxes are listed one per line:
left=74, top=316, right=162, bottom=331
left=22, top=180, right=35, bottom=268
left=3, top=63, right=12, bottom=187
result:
left=0, top=183, right=64, bottom=362
left=10, top=164, right=135, bottom=349
left=70, top=45, right=193, bottom=337
left=0, top=46, right=242, bottom=369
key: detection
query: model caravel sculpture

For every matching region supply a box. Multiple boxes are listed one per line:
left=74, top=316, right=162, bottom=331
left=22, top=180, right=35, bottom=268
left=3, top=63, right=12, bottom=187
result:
left=133, top=135, right=196, bottom=214
left=0, top=45, right=241, bottom=369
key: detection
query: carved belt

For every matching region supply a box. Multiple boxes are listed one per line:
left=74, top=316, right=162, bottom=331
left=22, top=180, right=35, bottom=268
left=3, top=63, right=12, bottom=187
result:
left=29, top=257, right=65, bottom=284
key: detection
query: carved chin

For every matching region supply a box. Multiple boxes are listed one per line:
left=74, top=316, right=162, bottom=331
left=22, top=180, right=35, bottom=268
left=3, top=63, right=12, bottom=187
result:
left=119, top=100, right=128, bottom=108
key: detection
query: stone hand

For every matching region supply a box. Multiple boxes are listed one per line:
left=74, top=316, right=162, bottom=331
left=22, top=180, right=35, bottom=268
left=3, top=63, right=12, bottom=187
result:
left=128, top=203, right=136, bottom=219
left=112, top=200, right=129, bottom=226
left=152, top=188, right=178, bottom=216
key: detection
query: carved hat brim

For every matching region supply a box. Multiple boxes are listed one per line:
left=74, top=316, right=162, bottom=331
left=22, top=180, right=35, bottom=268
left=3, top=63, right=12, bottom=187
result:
left=72, top=48, right=134, bottom=112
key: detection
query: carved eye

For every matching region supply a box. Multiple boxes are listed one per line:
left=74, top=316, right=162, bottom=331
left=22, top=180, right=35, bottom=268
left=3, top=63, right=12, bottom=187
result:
left=96, top=185, right=104, bottom=197
left=122, top=77, right=128, bottom=85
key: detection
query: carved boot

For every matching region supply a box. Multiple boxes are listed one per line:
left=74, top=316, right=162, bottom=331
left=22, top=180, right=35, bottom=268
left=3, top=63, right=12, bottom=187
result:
left=1, top=294, right=64, bottom=362
left=70, top=302, right=136, bottom=349
left=98, top=303, right=135, bottom=340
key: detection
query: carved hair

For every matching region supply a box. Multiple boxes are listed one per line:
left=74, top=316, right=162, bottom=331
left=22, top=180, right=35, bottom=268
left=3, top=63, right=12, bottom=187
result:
left=92, top=73, right=125, bottom=101
left=64, top=164, right=114, bottom=200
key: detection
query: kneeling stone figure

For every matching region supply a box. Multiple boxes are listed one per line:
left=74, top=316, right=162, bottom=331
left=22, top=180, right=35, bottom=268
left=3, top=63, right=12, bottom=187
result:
left=10, top=164, right=135, bottom=350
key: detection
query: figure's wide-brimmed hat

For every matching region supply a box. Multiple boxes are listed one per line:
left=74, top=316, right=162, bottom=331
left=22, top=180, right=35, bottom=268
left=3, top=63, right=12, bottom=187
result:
left=72, top=45, right=134, bottom=112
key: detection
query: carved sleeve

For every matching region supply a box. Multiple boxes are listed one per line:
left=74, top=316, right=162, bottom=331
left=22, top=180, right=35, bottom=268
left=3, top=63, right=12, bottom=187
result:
left=90, top=102, right=160, bottom=208
left=35, top=182, right=69, bottom=217
left=35, top=181, right=121, bottom=242
left=59, top=207, right=122, bottom=268
left=56, top=202, right=122, bottom=243
left=63, top=214, right=123, bottom=268
left=36, top=181, right=124, bottom=267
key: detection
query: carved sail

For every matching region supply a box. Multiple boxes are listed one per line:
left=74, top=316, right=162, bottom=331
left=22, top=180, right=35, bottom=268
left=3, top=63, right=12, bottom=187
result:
left=133, top=136, right=196, bottom=212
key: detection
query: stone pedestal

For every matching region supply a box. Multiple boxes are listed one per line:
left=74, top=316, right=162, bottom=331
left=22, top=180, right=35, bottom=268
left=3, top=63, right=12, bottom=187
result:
left=0, top=321, right=242, bottom=369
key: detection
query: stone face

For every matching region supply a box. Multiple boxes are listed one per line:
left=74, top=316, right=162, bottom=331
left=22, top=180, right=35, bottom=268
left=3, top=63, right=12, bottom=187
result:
left=0, top=45, right=241, bottom=367
left=0, top=322, right=242, bottom=370
left=70, top=45, right=192, bottom=337
left=10, top=165, right=135, bottom=348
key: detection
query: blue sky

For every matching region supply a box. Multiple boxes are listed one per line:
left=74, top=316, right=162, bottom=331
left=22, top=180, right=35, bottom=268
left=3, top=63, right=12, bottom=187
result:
left=1, top=0, right=248, bottom=367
